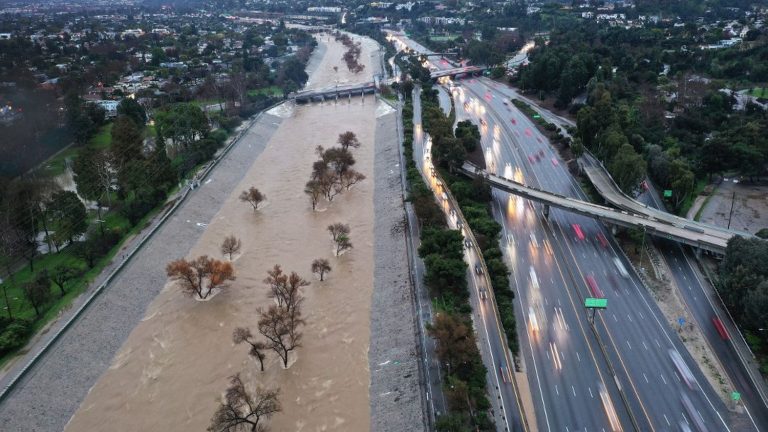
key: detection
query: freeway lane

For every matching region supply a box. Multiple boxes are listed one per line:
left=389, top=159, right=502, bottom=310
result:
left=412, top=88, right=525, bottom=431
left=638, top=185, right=768, bottom=431
left=456, top=79, right=736, bottom=431
left=454, top=88, right=634, bottom=431
left=483, top=73, right=767, bottom=429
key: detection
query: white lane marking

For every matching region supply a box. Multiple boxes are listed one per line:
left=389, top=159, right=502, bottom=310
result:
left=626, top=340, right=632, bottom=350
left=638, top=311, right=645, bottom=319
left=572, top=385, right=576, bottom=397
left=643, top=373, right=649, bottom=383
left=589, top=387, right=594, bottom=398
left=655, top=339, right=661, bottom=348
left=576, top=351, right=581, bottom=362
left=612, top=314, right=618, bottom=322
left=664, top=414, right=671, bottom=426
left=642, top=341, right=649, bottom=351
left=627, top=314, right=634, bottom=323
left=555, top=385, right=559, bottom=396
left=661, top=374, right=667, bottom=385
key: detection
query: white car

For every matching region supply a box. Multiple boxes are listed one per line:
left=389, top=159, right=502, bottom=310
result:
left=529, top=233, right=539, bottom=249
left=529, top=266, right=539, bottom=290
left=613, top=257, right=629, bottom=278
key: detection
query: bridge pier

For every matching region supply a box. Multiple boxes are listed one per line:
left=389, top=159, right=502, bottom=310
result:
left=543, top=204, right=550, bottom=219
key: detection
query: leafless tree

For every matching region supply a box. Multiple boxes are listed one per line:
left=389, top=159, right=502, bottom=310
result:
left=239, top=187, right=265, bottom=211
left=233, top=327, right=268, bottom=371
left=340, top=169, right=366, bottom=190
left=257, top=304, right=304, bottom=368
left=304, top=180, right=323, bottom=211
left=221, top=235, right=242, bottom=260
left=327, top=223, right=350, bottom=242
left=322, top=147, right=355, bottom=175
left=263, top=265, right=308, bottom=314
left=208, top=374, right=281, bottom=432
left=334, top=234, right=353, bottom=256
left=311, top=259, right=332, bottom=281
left=166, top=255, right=236, bottom=299
left=337, top=131, right=361, bottom=150
left=319, top=172, right=342, bottom=202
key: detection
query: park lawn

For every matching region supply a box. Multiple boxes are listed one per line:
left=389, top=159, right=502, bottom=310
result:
left=41, top=122, right=114, bottom=177
left=247, top=85, right=283, bottom=98
left=746, top=87, right=767, bottom=98
left=0, top=199, right=165, bottom=367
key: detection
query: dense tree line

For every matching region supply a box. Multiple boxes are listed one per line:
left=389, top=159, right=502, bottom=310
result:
left=520, top=21, right=768, bottom=212
left=718, top=236, right=768, bottom=375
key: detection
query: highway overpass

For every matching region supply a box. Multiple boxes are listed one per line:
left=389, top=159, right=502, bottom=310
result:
left=579, top=153, right=754, bottom=246
left=430, top=65, right=488, bottom=79
left=459, top=161, right=734, bottom=254
left=291, top=81, right=377, bottom=103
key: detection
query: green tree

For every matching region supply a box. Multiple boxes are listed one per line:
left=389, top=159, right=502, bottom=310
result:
left=112, top=114, right=144, bottom=160
left=668, top=159, right=695, bottom=210
left=117, top=98, right=147, bottom=126
left=47, top=191, right=87, bottom=243
left=23, top=271, right=51, bottom=317
left=609, top=144, right=646, bottom=194
left=423, top=255, right=467, bottom=297
left=155, top=103, right=209, bottom=150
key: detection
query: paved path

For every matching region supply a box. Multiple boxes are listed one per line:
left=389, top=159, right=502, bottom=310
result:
left=0, top=114, right=283, bottom=432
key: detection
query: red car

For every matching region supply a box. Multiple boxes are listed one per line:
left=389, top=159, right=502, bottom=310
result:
left=585, top=275, right=603, bottom=298
left=572, top=223, right=585, bottom=241
left=713, top=317, right=730, bottom=340
left=510, top=118, right=517, bottom=125
left=597, top=232, right=608, bottom=248
left=525, top=128, right=532, bottom=137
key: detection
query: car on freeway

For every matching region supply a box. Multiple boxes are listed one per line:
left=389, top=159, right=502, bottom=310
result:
left=529, top=266, right=540, bottom=290
left=572, top=223, right=585, bottom=240
left=510, top=118, right=517, bottom=125
left=464, top=239, right=472, bottom=249
left=528, top=306, right=539, bottom=335
left=479, top=287, right=488, bottom=300
left=507, top=233, right=515, bottom=245
left=551, top=157, right=559, bottom=166
left=712, top=317, right=730, bottom=340
left=681, top=393, right=709, bottom=432
left=528, top=155, right=535, bottom=163
left=543, top=238, right=553, bottom=255
left=474, top=264, right=483, bottom=275
left=529, top=232, right=539, bottom=248
left=479, top=118, right=487, bottom=126
left=613, top=257, right=629, bottom=278
left=585, top=275, right=603, bottom=298
left=669, top=349, right=698, bottom=390
left=597, top=232, right=608, bottom=248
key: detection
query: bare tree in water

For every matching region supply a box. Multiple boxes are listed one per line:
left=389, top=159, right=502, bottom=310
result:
left=208, top=374, right=280, bottom=432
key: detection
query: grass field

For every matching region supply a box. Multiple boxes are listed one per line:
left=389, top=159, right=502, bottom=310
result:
left=747, top=87, right=767, bottom=98
left=42, top=122, right=113, bottom=177
left=247, top=85, right=284, bottom=98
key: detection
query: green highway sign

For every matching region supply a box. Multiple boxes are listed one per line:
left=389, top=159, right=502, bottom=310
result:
left=731, top=391, right=741, bottom=401
left=532, top=114, right=541, bottom=119
left=585, top=298, right=607, bottom=309
left=663, top=189, right=673, bottom=198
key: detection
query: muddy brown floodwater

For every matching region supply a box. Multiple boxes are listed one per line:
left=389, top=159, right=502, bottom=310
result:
left=66, top=35, right=386, bottom=432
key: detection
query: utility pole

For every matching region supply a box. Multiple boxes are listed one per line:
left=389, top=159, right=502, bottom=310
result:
left=727, top=191, right=736, bottom=230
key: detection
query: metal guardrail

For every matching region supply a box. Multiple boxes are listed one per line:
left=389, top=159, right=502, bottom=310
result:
left=0, top=101, right=284, bottom=403
left=433, top=169, right=532, bottom=432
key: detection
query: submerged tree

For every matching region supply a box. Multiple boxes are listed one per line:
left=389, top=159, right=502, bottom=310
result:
left=221, top=235, right=242, bottom=260
left=311, top=259, right=332, bottom=281
left=337, top=131, right=361, bottom=151
left=233, top=327, right=268, bottom=372
left=166, top=255, right=235, bottom=299
left=257, top=304, right=304, bottom=368
left=208, top=374, right=281, bottom=432
left=239, top=187, right=265, bottom=211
